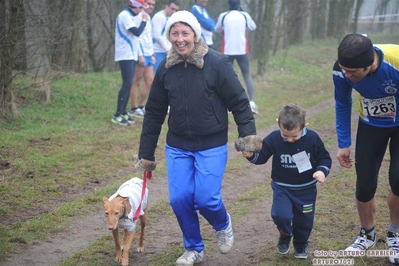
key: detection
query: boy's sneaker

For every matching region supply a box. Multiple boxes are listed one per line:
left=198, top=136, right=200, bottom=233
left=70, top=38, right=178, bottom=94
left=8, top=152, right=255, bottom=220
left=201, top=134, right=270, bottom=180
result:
left=345, top=229, right=376, bottom=251
left=250, top=101, right=259, bottom=114
left=111, top=115, right=129, bottom=126
left=216, top=213, right=234, bottom=254
left=123, top=114, right=136, bottom=124
left=387, top=231, right=399, bottom=264
left=294, top=245, right=308, bottom=259
left=176, top=250, right=203, bottom=266
left=128, top=108, right=144, bottom=118
left=277, top=232, right=292, bottom=254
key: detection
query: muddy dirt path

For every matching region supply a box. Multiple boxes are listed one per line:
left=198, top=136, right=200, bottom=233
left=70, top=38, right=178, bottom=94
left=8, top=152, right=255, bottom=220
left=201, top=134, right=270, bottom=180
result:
left=1, top=99, right=338, bottom=266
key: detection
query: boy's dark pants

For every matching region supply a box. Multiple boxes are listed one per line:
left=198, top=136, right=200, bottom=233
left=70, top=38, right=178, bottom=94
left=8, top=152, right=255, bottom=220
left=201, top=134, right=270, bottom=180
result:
left=271, top=181, right=317, bottom=248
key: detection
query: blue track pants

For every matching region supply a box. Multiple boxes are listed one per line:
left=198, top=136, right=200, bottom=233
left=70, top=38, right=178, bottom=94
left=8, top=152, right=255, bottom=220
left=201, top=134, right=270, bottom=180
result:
left=166, top=144, right=229, bottom=252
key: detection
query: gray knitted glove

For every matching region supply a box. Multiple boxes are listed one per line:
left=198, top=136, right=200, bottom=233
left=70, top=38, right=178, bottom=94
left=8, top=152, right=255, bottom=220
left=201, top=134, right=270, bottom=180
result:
left=135, top=158, right=157, bottom=172
left=235, top=135, right=263, bottom=152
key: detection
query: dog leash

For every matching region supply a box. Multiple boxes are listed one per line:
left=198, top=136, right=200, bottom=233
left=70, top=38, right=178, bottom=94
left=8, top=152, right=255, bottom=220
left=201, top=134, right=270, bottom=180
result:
left=133, top=171, right=152, bottom=221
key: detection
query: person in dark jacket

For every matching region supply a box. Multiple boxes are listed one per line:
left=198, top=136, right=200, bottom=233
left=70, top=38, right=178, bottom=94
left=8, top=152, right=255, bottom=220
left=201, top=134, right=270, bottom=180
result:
left=241, top=103, right=332, bottom=260
left=135, top=10, right=261, bottom=266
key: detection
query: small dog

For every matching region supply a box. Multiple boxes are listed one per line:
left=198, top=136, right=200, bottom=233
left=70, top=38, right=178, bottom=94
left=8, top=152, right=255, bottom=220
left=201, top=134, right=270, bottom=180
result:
left=103, top=177, right=148, bottom=266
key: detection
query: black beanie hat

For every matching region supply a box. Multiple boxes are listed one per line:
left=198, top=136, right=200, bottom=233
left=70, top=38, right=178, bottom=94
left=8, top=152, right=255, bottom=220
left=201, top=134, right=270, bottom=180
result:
left=338, top=34, right=375, bottom=68
left=228, top=0, right=240, bottom=10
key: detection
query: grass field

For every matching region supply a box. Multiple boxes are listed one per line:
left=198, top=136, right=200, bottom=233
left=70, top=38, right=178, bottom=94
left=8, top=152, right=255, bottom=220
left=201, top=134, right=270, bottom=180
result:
left=1, top=34, right=397, bottom=265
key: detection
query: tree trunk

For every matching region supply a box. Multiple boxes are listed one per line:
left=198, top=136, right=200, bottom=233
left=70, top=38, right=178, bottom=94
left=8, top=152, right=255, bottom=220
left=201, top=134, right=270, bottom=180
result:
left=286, top=0, right=308, bottom=45
left=0, top=0, right=24, bottom=117
left=273, top=0, right=286, bottom=54
left=310, top=0, right=327, bottom=40
left=256, top=0, right=275, bottom=75
left=67, top=0, right=84, bottom=72
left=327, top=0, right=354, bottom=38
left=352, top=0, right=364, bottom=33
left=377, top=0, right=390, bottom=33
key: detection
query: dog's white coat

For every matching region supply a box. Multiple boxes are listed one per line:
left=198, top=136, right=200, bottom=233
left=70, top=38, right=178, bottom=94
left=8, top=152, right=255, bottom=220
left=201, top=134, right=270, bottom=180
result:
left=108, top=177, right=148, bottom=231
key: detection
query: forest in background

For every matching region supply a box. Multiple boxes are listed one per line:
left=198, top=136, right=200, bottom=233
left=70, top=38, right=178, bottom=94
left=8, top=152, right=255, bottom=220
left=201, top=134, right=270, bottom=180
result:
left=1, top=0, right=399, bottom=117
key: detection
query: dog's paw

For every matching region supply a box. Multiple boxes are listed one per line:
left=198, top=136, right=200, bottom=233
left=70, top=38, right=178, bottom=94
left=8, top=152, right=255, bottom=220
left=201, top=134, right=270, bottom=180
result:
left=122, top=257, right=129, bottom=266
left=115, top=255, right=122, bottom=262
left=137, top=246, right=145, bottom=252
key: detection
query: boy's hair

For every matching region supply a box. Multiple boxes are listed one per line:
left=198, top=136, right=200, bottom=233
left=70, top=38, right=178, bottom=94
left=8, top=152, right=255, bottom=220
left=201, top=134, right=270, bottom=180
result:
left=278, top=103, right=306, bottom=130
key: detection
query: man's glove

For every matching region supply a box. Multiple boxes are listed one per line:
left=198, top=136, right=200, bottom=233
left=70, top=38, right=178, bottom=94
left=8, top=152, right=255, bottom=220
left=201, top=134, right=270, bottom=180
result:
left=235, top=135, right=263, bottom=152
left=135, top=158, right=157, bottom=172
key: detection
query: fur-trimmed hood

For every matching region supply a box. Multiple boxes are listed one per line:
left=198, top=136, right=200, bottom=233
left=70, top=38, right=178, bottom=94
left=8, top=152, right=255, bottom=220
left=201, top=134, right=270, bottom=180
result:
left=165, top=39, right=209, bottom=69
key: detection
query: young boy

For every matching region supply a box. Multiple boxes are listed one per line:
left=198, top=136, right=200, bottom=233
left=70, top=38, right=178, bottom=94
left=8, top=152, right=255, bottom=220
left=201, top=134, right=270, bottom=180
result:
left=240, top=103, right=332, bottom=259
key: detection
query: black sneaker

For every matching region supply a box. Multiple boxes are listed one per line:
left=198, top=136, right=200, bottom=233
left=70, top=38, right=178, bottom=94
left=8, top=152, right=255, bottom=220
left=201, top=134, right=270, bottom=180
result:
left=111, top=115, right=129, bottom=126
left=277, top=232, right=292, bottom=254
left=123, top=114, right=136, bottom=124
left=294, top=244, right=308, bottom=259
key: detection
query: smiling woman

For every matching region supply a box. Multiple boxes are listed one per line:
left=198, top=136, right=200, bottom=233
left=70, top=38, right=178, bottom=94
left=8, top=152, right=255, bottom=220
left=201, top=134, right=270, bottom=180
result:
left=136, top=10, right=259, bottom=266
left=168, top=23, right=196, bottom=59
left=166, top=13, right=201, bottom=60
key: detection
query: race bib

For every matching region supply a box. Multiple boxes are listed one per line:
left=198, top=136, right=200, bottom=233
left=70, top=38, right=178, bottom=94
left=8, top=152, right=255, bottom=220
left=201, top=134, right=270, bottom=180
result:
left=361, top=96, right=396, bottom=122
left=292, top=151, right=312, bottom=173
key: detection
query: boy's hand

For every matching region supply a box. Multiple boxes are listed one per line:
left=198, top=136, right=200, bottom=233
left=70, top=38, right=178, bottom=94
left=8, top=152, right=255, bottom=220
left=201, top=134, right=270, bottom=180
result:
left=313, top=170, right=326, bottom=183
left=242, top=151, right=253, bottom=158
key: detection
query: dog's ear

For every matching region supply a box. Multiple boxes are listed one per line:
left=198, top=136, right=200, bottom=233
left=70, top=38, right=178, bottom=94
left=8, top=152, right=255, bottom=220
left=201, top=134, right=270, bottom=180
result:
left=122, top=198, right=131, bottom=213
left=102, top=196, right=109, bottom=204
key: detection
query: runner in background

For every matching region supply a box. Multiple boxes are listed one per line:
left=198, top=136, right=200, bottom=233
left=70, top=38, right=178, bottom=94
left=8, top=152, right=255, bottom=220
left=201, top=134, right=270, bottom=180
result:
left=151, top=0, right=179, bottom=72
left=191, top=0, right=215, bottom=48
left=215, top=0, right=258, bottom=114
left=128, top=0, right=156, bottom=119
left=112, top=0, right=149, bottom=126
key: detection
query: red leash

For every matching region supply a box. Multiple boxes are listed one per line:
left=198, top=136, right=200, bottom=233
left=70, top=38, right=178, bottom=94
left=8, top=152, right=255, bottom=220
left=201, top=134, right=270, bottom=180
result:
left=133, top=171, right=151, bottom=221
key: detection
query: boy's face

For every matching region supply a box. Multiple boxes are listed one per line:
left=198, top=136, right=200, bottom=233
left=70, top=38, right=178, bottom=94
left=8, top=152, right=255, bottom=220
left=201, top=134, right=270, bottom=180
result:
left=279, top=125, right=302, bottom=143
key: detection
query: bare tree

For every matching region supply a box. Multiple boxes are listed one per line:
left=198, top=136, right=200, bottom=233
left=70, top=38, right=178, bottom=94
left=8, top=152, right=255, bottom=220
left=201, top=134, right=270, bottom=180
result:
left=3, top=0, right=383, bottom=118
left=0, top=0, right=24, bottom=117
left=389, top=0, right=399, bottom=33
left=273, top=0, right=287, bottom=54
left=327, top=0, right=355, bottom=38
left=286, top=0, right=309, bottom=45
left=85, top=0, right=115, bottom=72
left=310, top=0, right=328, bottom=40
left=256, top=0, right=275, bottom=75
left=376, top=0, right=391, bottom=32
left=352, top=0, right=364, bottom=33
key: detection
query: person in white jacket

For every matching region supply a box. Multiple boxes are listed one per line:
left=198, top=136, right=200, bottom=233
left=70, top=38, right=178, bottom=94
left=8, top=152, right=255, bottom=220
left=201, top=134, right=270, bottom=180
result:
left=151, top=0, right=179, bottom=72
left=215, top=0, right=258, bottom=114
left=112, top=0, right=149, bottom=126
left=128, top=0, right=156, bottom=119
